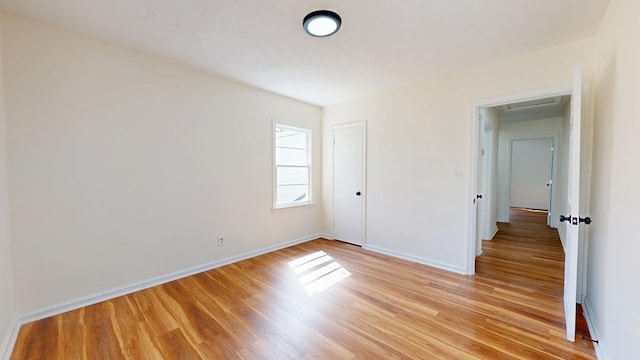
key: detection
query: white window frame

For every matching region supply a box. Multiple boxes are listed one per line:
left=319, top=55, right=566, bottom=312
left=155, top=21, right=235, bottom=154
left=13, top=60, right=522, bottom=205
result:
left=273, top=123, right=312, bottom=209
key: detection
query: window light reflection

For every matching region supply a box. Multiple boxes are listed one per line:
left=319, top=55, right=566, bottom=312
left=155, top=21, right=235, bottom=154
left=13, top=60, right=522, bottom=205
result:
left=288, top=251, right=352, bottom=297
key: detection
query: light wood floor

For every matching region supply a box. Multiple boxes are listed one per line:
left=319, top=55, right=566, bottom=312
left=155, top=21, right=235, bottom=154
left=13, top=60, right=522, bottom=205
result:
left=11, top=208, right=595, bottom=359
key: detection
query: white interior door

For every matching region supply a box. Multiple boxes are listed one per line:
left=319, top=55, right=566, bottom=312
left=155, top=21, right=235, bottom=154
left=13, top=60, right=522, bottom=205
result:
left=562, top=67, right=583, bottom=342
left=510, top=138, right=554, bottom=211
left=475, top=124, right=484, bottom=255
left=333, top=122, right=365, bottom=246
left=476, top=113, right=487, bottom=253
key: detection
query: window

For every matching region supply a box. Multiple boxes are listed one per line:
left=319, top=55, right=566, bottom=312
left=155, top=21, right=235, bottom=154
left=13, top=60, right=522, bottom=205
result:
left=274, top=124, right=311, bottom=208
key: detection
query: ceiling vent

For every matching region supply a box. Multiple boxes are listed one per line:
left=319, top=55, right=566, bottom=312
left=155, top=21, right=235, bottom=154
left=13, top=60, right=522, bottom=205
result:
left=501, top=96, right=562, bottom=112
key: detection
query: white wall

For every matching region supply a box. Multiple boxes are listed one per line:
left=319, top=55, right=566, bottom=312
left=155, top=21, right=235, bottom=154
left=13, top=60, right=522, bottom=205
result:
left=2, top=14, right=324, bottom=315
left=323, top=38, right=594, bottom=273
left=586, top=0, right=640, bottom=358
left=496, top=117, right=563, bottom=223
left=0, top=15, right=16, bottom=360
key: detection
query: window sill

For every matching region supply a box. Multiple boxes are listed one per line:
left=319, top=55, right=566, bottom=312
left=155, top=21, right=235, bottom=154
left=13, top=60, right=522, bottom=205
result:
left=272, top=202, right=315, bottom=211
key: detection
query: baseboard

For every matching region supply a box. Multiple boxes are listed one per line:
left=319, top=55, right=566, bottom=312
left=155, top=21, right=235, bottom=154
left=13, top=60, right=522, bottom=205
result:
left=1, top=318, right=20, bottom=360
left=481, top=225, right=499, bottom=241
left=488, top=225, right=499, bottom=240
left=363, top=244, right=467, bottom=275
left=583, top=299, right=606, bottom=360
left=18, top=234, right=322, bottom=324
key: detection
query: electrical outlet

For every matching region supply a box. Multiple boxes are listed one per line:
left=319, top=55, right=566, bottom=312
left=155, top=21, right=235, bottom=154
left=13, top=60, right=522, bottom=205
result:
left=218, top=236, right=225, bottom=247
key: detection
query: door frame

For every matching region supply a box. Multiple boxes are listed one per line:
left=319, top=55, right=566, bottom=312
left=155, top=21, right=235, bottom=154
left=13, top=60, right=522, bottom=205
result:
left=331, top=121, right=367, bottom=246
left=467, top=86, right=571, bottom=275
left=505, top=135, right=559, bottom=226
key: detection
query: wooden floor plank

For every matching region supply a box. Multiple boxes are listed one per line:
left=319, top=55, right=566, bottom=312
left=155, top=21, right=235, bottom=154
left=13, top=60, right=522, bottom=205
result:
left=84, top=302, right=126, bottom=360
left=10, top=208, right=595, bottom=359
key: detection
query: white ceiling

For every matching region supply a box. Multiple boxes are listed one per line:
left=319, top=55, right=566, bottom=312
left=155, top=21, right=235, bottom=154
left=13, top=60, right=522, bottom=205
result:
left=0, top=0, right=609, bottom=106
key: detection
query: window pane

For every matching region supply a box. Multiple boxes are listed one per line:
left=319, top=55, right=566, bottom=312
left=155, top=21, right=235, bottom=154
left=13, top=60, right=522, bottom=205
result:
left=276, top=147, right=308, bottom=166
left=277, top=185, right=309, bottom=204
left=276, top=129, right=307, bottom=149
left=277, top=166, right=309, bottom=185
left=274, top=124, right=311, bottom=208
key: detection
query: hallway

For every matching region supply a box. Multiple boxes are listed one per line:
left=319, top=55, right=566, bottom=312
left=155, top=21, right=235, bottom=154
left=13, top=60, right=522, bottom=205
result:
left=476, top=208, right=595, bottom=356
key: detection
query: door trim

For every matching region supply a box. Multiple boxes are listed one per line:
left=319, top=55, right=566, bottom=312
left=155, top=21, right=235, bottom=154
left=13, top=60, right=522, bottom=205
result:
left=468, top=87, right=571, bottom=275
left=331, top=121, right=367, bottom=246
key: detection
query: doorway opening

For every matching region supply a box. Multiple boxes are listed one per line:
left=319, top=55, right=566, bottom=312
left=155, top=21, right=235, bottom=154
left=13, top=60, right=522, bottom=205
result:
left=472, top=92, right=571, bottom=263
left=469, top=69, right=592, bottom=342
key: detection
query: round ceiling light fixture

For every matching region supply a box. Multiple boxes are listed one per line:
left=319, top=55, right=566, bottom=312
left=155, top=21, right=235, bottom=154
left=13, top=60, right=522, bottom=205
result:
left=303, top=10, right=341, bottom=37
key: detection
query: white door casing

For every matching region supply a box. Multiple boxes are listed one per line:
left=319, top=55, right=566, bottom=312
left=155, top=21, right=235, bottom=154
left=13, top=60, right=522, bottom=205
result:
left=332, top=122, right=366, bottom=246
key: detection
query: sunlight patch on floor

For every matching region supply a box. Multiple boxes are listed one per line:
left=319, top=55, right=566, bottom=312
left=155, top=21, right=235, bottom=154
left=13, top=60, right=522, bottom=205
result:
left=288, top=251, right=351, bottom=297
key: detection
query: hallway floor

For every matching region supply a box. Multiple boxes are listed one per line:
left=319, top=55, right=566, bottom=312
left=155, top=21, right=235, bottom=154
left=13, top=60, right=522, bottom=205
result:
left=476, top=207, right=595, bottom=356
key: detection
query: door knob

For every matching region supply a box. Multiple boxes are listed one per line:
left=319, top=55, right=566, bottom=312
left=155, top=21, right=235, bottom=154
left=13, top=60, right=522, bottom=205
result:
left=356, top=191, right=361, bottom=196
left=559, top=214, right=571, bottom=223
left=476, top=194, right=483, bottom=199
left=579, top=217, right=592, bottom=225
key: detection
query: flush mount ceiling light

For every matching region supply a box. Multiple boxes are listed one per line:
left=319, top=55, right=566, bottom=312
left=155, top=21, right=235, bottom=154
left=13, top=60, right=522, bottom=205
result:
left=303, top=10, right=341, bottom=37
